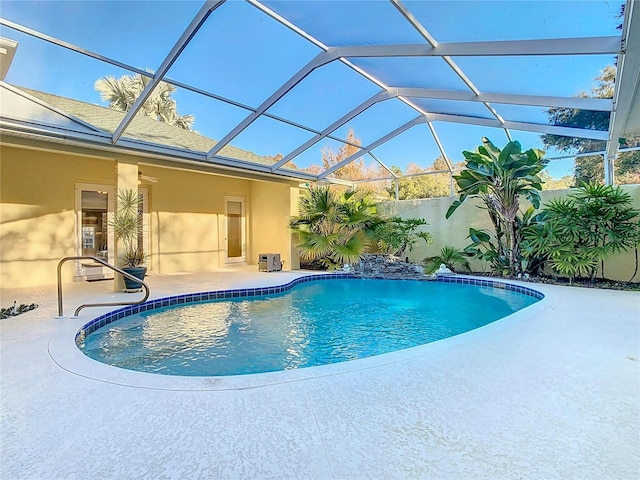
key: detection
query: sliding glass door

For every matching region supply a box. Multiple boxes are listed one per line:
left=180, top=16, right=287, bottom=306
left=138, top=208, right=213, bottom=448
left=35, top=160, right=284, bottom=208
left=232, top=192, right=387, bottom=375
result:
left=75, top=184, right=114, bottom=280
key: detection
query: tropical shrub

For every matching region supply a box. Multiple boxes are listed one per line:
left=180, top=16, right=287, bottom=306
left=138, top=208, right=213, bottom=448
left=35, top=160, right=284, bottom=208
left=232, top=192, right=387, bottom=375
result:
left=289, top=186, right=383, bottom=268
left=109, top=189, right=146, bottom=268
left=446, top=137, right=547, bottom=277
left=423, top=246, right=471, bottom=274
left=523, top=182, right=640, bottom=282
left=462, top=227, right=509, bottom=275
left=374, top=217, right=432, bottom=257
left=516, top=206, right=549, bottom=276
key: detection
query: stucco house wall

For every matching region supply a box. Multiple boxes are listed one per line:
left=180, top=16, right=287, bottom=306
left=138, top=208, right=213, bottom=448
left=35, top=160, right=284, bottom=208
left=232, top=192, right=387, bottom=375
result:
left=0, top=143, right=300, bottom=288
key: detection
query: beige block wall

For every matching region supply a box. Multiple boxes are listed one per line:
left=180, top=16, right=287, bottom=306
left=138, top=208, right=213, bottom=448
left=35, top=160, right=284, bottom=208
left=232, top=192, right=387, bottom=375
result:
left=379, top=185, right=640, bottom=282
left=0, top=145, right=115, bottom=287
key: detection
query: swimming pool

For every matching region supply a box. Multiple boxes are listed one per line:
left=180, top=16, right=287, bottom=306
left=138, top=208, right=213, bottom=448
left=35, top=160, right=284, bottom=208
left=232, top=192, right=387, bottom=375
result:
left=78, top=276, right=542, bottom=376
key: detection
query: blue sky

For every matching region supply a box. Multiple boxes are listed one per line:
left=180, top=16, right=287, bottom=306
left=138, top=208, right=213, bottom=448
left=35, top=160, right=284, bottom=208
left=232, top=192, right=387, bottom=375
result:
left=1, top=0, right=623, bottom=179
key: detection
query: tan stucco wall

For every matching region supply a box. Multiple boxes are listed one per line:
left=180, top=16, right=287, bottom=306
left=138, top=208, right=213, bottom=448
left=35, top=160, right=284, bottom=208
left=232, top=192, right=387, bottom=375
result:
left=249, top=181, right=300, bottom=270
left=143, top=166, right=250, bottom=274
left=379, top=184, right=640, bottom=282
left=1, top=144, right=300, bottom=288
left=0, top=144, right=115, bottom=287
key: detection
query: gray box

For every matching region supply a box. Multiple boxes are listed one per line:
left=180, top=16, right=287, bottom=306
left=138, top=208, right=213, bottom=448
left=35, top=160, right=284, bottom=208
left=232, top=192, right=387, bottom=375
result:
left=258, top=253, right=282, bottom=272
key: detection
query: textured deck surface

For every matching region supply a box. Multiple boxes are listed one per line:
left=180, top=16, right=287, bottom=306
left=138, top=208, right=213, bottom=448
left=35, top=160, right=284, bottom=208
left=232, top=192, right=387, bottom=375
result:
left=1, top=268, right=638, bottom=479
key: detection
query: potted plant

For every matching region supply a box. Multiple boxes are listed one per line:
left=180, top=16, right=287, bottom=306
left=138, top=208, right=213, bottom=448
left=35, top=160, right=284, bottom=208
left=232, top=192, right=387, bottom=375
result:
left=110, top=188, right=146, bottom=290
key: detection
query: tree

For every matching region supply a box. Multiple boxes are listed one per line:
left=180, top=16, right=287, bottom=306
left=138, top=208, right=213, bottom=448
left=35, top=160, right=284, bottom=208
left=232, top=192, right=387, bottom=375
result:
left=385, top=158, right=452, bottom=200
left=374, top=217, right=432, bottom=257
left=321, top=129, right=364, bottom=179
left=289, top=186, right=383, bottom=268
left=95, top=71, right=195, bottom=131
left=303, top=129, right=382, bottom=181
left=446, top=137, right=547, bottom=277
left=542, top=65, right=639, bottom=185
left=539, top=171, right=573, bottom=190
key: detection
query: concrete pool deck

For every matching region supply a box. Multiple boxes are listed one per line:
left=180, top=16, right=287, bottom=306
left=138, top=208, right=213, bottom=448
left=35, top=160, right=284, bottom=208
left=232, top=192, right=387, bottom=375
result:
left=1, top=267, right=639, bottom=479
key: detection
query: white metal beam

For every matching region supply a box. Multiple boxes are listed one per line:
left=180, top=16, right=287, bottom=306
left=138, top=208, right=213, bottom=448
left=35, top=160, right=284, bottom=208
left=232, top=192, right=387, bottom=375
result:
left=390, top=1, right=510, bottom=140
left=0, top=18, right=151, bottom=77
left=605, top=0, right=640, bottom=183
left=426, top=122, right=453, bottom=171
left=0, top=116, right=318, bottom=182
left=112, top=0, right=224, bottom=143
left=367, top=151, right=398, bottom=179
left=392, top=87, right=614, bottom=111
left=331, top=37, right=620, bottom=58
left=424, top=112, right=609, bottom=140
left=206, top=50, right=337, bottom=159
left=1, top=82, right=108, bottom=134
left=270, top=91, right=393, bottom=171
left=318, top=116, right=426, bottom=179
left=390, top=0, right=438, bottom=46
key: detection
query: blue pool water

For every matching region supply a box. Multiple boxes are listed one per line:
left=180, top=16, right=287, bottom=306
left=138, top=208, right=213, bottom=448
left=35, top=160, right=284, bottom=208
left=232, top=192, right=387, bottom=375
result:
left=79, top=279, right=540, bottom=376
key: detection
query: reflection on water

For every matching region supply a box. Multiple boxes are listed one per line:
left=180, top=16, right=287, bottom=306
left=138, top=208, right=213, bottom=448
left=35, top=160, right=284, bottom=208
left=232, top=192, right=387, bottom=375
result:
left=81, top=279, right=539, bottom=376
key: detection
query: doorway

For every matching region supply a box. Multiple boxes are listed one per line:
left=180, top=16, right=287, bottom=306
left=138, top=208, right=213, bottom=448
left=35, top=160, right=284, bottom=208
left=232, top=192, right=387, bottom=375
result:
left=225, top=196, right=246, bottom=263
left=75, top=184, right=149, bottom=280
left=75, top=184, right=115, bottom=280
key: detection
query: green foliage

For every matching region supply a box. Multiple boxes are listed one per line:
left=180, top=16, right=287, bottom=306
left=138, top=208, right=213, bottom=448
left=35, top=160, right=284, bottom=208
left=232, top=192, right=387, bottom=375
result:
left=571, top=145, right=640, bottom=186
left=447, top=137, right=547, bottom=276
left=385, top=159, right=452, bottom=200
left=110, top=189, right=146, bottom=268
left=374, top=217, right=432, bottom=257
left=462, top=227, right=510, bottom=275
left=542, top=65, right=640, bottom=185
left=290, top=186, right=383, bottom=269
left=542, top=66, right=613, bottom=153
left=517, top=206, right=549, bottom=276
left=524, top=183, right=640, bottom=282
left=423, top=246, right=471, bottom=274
left=95, top=70, right=195, bottom=130
left=539, top=171, right=573, bottom=190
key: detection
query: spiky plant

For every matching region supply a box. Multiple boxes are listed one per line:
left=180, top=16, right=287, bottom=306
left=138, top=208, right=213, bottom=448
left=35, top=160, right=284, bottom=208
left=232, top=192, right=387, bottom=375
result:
left=109, top=189, right=145, bottom=268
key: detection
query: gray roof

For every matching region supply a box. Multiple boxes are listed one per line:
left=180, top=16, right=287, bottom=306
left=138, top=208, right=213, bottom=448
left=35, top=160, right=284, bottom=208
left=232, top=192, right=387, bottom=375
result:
left=20, top=87, right=272, bottom=166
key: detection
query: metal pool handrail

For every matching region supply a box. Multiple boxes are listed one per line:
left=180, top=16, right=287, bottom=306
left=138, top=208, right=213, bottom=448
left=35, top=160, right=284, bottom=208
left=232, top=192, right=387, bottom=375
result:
left=57, top=256, right=150, bottom=318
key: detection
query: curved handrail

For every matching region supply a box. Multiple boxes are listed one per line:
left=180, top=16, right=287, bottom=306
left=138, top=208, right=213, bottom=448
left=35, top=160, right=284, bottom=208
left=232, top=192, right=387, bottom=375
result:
left=57, top=256, right=150, bottom=317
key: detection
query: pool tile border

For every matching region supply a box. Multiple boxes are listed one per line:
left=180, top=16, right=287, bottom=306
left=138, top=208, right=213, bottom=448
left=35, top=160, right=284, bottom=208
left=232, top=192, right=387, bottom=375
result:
left=76, top=274, right=543, bottom=344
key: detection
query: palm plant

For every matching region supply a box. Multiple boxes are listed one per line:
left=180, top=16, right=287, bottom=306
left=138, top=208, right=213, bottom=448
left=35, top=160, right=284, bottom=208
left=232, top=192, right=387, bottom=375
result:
left=423, top=246, right=471, bottom=274
left=290, top=186, right=383, bottom=268
left=95, top=71, right=195, bottom=131
left=524, top=182, right=640, bottom=282
left=446, top=137, right=547, bottom=277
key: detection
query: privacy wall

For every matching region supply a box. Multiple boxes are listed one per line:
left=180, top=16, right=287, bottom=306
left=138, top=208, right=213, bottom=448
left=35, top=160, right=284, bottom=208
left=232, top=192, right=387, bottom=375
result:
left=379, top=185, right=640, bottom=283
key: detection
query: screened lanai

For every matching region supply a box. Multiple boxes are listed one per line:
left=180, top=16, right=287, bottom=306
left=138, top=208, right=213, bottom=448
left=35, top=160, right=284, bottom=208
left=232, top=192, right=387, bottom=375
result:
left=0, top=0, right=639, bottom=193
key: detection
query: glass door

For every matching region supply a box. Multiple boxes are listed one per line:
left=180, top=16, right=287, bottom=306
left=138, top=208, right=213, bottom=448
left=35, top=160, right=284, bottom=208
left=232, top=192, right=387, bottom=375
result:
left=75, top=184, right=115, bottom=280
left=225, top=196, right=246, bottom=263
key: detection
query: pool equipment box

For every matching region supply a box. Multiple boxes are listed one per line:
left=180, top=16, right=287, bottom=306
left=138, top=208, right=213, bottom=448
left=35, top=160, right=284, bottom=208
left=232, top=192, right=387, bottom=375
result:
left=258, top=253, right=282, bottom=272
